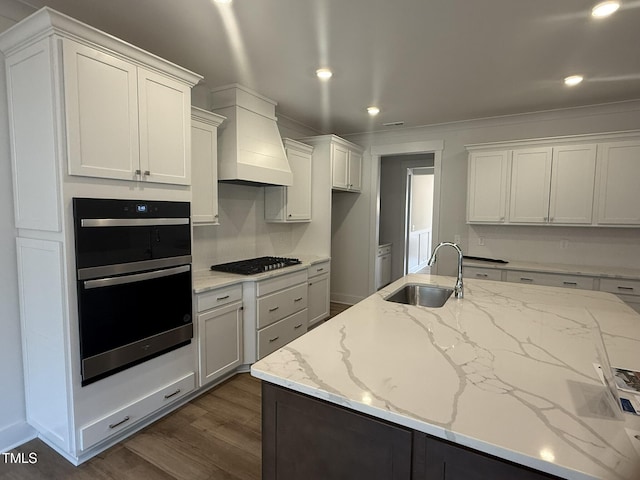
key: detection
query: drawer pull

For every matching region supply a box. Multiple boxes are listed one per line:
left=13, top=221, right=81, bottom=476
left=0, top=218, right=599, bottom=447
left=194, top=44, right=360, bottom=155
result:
left=108, top=416, right=130, bottom=429
left=617, top=286, right=634, bottom=291
left=520, top=277, right=533, bottom=282
left=563, top=281, right=577, bottom=286
left=164, top=389, right=181, bottom=400
left=216, top=295, right=230, bottom=301
left=476, top=273, right=488, bottom=278
left=269, top=306, right=280, bottom=312
left=294, top=323, right=303, bottom=329
left=294, top=297, right=303, bottom=302
left=269, top=336, right=280, bottom=343
left=317, top=268, right=324, bottom=272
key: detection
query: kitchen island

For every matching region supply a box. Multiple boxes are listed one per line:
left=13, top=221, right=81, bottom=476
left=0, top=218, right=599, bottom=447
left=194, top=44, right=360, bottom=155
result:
left=251, top=274, right=640, bottom=480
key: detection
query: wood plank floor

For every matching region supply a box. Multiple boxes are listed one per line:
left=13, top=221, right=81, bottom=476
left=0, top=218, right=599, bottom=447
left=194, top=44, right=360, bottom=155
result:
left=1, top=303, right=351, bottom=480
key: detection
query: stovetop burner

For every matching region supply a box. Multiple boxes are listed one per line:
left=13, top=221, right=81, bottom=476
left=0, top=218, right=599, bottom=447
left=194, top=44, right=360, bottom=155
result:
left=210, top=256, right=301, bottom=275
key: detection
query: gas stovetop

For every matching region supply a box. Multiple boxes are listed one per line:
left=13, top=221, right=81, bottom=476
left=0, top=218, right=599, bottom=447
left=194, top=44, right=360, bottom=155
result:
left=210, top=256, right=301, bottom=275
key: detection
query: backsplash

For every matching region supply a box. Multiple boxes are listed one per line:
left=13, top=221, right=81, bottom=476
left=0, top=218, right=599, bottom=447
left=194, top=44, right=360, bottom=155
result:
left=192, top=183, right=296, bottom=271
left=466, top=225, right=640, bottom=270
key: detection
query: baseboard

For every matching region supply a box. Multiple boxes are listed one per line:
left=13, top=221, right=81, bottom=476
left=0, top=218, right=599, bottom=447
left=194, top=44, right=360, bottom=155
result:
left=330, top=293, right=363, bottom=305
left=0, top=421, right=36, bottom=453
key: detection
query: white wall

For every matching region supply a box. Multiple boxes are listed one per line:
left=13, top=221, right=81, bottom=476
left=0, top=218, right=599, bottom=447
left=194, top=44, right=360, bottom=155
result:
left=0, top=0, right=37, bottom=452
left=341, top=101, right=640, bottom=303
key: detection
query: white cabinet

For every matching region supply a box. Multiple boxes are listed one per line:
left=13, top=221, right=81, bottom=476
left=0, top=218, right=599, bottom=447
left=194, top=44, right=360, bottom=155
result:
left=508, top=147, right=552, bottom=223
left=376, top=245, right=392, bottom=290
left=596, top=140, right=640, bottom=225
left=265, top=139, right=313, bottom=222
left=308, top=261, right=330, bottom=327
left=331, top=141, right=363, bottom=192
left=191, top=107, right=225, bottom=224
left=196, top=284, right=243, bottom=387
left=466, top=150, right=510, bottom=223
left=63, top=40, right=196, bottom=185
left=505, top=270, right=595, bottom=290
left=599, top=277, right=640, bottom=314
left=463, top=266, right=503, bottom=281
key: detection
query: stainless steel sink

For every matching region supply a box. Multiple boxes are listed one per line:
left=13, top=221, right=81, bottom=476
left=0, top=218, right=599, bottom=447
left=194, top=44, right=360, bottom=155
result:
left=384, top=284, right=454, bottom=308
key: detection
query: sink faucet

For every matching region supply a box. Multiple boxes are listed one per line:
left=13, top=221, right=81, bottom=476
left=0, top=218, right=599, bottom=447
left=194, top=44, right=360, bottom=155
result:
left=427, top=242, right=464, bottom=299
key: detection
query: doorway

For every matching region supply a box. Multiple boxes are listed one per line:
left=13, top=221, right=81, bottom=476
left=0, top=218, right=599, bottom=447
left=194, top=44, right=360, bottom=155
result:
left=378, top=153, right=435, bottom=284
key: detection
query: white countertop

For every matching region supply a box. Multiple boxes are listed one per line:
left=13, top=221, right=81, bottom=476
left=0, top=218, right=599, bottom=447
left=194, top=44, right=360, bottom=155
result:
left=251, top=274, right=640, bottom=480
left=193, top=255, right=330, bottom=294
left=464, top=259, right=640, bottom=281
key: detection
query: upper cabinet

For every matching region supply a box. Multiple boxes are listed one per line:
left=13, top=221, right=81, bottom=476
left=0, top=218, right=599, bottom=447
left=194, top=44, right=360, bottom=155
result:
left=1, top=8, right=201, bottom=199
left=596, top=140, right=640, bottom=225
left=191, top=107, right=225, bottom=225
left=466, top=150, right=510, bottom=223
left=466, top=132, right=637, bottom=227
left=298, top=135, right=364, bottom=193
left=265, top=139, right=313, bottom=223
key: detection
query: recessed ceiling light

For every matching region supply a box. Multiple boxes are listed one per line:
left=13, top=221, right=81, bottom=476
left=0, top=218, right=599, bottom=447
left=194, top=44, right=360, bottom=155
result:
left=316, top=68, right=332, bottom=80
left=367, top=106, right=380, bottom=116
left=591, top=1, right=620, bottom=18
left=564, top=75, right=584, bottom=86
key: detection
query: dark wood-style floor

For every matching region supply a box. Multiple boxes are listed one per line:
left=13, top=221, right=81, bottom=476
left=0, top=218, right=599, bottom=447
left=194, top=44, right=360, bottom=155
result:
left=2, top=303, right=352, bottom=480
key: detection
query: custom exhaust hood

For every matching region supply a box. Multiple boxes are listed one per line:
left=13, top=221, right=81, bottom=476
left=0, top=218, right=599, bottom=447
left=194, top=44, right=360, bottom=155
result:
left=211, top=84, right=293, bottom=186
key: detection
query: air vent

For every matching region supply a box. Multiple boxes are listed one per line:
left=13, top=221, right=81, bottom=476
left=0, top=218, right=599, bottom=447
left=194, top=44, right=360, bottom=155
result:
left=383, top=121, right=404, bottom=127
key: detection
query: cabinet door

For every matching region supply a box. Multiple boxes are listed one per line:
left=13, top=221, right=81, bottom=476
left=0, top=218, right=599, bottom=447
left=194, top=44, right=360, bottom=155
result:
left=331, top=142, right=350, bottom=189
left=549, top=145, right=596, bottom=224
left=467, top=150, right=510, bottom=223
left=413, top=433, right=555, bottom=480
left=596, top=141, right=640, bottom=225
left=63, top=40, right=140, bottom=181
left=191, top=116, right=219, bottom=224
left=197, top=301, right=243, bottom=387
left=285, top=147, right=312, bottom=220
left=138, top=68, right=191, bottom=185
left=348, top=150, right=363, bottom=191
left=308, top=274, right=330, bottom=326
left=509, top=148, right=552, bottom=223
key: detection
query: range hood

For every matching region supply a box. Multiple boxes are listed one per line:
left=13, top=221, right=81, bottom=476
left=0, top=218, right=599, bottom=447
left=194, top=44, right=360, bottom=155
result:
left=211, top=84, right=292, bottom=186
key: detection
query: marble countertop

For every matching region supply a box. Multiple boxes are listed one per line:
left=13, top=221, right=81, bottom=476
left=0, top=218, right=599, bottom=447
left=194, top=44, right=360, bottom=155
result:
left=251, top=274, right=640, bottom=480
left=464, top=259, right=640, bottom=281
left=193, top=255, right=330, bottom=294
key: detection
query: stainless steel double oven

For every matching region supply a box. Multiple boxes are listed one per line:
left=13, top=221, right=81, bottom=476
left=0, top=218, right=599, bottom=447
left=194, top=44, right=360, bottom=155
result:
left=73, top=198, right=192, bottom=386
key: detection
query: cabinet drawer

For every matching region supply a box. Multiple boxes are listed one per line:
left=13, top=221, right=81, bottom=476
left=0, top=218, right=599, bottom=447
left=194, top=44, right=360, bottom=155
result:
left=599, top=278, right=640, bottom=297
left=258, top=309, right=308, bottom=359
left=257, top=270, right=308, bottom=297
left=80, top=372, right=194, bottom=450
left=308, top=261, right=330, bottom=279
left=257, top=283, right=308, bottom=329
left=377, top=245, right=391, bottom=256
left=197, top=283, right=242, bottom=312
left=463, top=267, right=502, bottom=281
left=505, top=271, right=594, bottom=290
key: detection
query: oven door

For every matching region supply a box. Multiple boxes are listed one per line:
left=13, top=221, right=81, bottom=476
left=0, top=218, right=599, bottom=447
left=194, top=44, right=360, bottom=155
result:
left=78, top=263, right=193, bottom=385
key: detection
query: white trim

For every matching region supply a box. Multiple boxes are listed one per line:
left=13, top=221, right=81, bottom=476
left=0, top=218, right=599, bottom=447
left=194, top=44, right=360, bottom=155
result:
left=0, top=422, right=36, bottom=453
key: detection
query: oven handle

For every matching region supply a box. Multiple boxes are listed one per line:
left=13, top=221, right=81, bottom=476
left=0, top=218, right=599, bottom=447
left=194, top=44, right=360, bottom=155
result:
left=83, top=265, right=190, bottom=290
left=81, top=218, right=189, bottom=227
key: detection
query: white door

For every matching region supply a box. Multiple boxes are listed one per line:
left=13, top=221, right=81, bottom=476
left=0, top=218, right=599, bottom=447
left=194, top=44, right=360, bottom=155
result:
left=549, top=144, right=596, bottom=224
left=348, top=150, right=363, bottom=191
left=286, top=147, right=312, bottom=220
left=596, top=141, right=640, bottom=225
left=331, top=143, right=350, bottom=189
left=191, top=117, right=219, bottom=224
left=138, top=67, right=191, bottom=185
left=509, top=147, right=552, bottom=223
left=63, top=40, right=139, bottom=181
left=467, top=150, right=510, bottom=223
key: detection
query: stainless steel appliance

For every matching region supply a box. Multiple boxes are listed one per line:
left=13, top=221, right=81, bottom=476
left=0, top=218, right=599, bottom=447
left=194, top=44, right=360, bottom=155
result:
left=210, top=256, right=301, bottom=275
left=73, top=198, right=193, bottom=386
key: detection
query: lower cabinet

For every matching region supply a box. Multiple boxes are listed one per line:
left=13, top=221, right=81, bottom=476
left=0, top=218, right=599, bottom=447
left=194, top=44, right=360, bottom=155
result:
left=505, top=270, right=595, bottom=290
left=262, top=383, right=559, bottom=480
left=308, top=261, right=330, bottom=327
left=196, top=284, right=243, bottom=387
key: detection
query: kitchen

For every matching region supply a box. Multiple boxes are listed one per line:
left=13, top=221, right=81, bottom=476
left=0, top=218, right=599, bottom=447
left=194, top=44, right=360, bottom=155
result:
left=1, top=0, right=640, bottom=479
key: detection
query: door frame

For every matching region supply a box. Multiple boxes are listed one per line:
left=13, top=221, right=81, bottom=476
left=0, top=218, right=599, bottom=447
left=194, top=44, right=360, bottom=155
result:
left=405, top=166, right=434, bottom=275
left=369, top=140, right=443, bottom=295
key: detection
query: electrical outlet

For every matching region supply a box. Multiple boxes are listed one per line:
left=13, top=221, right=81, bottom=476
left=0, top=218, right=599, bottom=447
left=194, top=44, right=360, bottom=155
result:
left=478, top=236, right=485, bottom=246
left=454, top=235, right=461, bottom=244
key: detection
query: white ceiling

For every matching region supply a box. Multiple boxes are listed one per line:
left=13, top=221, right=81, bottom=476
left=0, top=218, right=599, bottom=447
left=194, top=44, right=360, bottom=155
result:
left=14, top=0, right=640, bottom=135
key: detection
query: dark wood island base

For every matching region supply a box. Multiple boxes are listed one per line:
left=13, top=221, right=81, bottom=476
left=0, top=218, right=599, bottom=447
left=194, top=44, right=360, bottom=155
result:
left=261, top=382, right=562, bottom=480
